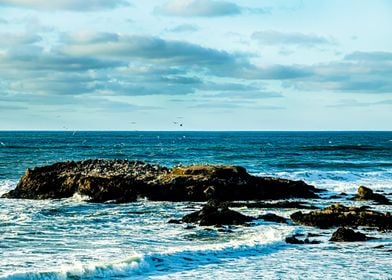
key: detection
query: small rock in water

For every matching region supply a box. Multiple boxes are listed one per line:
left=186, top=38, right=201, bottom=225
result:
left=330, top=227, right=371, bottom=242
left=258, top=213, right=288, bottom=224
left=285, top=236, right=305, bottom=244
left=168, top=219, right=182, bottom=224
left=352, top=186, right=391, bottom=205
left=182, top=200, right=254, bottom=226
left=285, top=235, right=321, bottom=245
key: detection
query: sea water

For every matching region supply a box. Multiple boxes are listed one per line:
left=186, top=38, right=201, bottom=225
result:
left=0, top=131, right=391, bottom=279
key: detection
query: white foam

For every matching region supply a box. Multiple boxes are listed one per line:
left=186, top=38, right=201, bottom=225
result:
left=1, top=255, right=150, bottom=280
left=0, top=180, right=17, bottom=196
left=255, top=170, right=392, bottom=194
left=67, top=192, right=91, bottom=202
left=1, top=226, right=289, bottom=280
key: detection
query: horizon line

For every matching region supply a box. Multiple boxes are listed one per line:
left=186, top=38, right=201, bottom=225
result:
left=0, top=129, right=391, bottom=133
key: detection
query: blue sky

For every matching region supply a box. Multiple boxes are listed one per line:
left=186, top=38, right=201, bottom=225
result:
left=0, top=0, right=391, bottom=130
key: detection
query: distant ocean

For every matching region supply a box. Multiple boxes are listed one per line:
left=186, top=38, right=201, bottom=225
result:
left=1, top=131, right=391, bottom=279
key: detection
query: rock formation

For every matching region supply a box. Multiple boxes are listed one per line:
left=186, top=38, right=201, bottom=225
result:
left=291, top=204, right=392, bottom=231
left=2, top=159, right=321, bottom=202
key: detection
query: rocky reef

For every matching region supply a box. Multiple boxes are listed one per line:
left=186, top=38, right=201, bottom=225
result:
left=2, top=159, right=321, bottom=202
left=291, top=204, right=392, bottom=231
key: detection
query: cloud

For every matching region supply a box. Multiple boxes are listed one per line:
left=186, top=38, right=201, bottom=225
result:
left=0, top=32, right=42, bottom=46
left=187, top=102, right=284, bottom=110
left=327, top=99, right=392, bottom=108
left=252, top=30, right=335, bottom=47
left=61, top=33, right=251, bottom=74
left=344, top=51, right=392, bottom=62
left=154, top=0, right=241, bottom=17
left=0, top=17, right=8, bottom=24
left=166, top=24, right=199, bottom=33
left=1, top=29, right=390, bottom=105
left=0, top=0, right=129, bottom=11
left=287, top=51, right=392, bottom=93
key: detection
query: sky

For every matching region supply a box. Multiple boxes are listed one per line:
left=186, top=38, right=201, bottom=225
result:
left=0, top=0, right=391, bottom=131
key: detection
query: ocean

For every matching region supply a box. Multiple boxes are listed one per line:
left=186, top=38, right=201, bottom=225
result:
left=0, top=131, right=391, bottom=279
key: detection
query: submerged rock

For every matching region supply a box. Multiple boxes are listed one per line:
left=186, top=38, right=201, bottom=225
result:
left=291, top=204, right=392, bottom=231
left=2, top=160, right=321, bottom=202
left=181, top=200, right=254, bottom=226
left=329, top=227, right=370, bottom=242
left=352, top=186, right=391, bottom=205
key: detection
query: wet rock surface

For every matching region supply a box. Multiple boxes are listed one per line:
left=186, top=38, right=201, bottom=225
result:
left=181, top=200, right=255, bottom=226
left=291, top=204, right=392, bottom=231
left=2, top=159, right=321, bottom=202
left=329, top=227, right=371, bottom=242
left=352, top=186, right=391, bottom=205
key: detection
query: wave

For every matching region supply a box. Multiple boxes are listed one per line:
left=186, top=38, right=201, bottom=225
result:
left=256, top=170, right=392, bottom=194
left=1, top=226, right=289, bottom=280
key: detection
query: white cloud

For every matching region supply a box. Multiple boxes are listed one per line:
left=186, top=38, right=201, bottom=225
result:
left=0, top=0, right=129, bottom=11
left=252, top=30, right=335, bottom=47
left=154, top=0, right=241, bottom=17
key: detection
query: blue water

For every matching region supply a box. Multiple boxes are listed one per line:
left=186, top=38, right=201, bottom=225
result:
left=0, top=131, right=391, bottom=279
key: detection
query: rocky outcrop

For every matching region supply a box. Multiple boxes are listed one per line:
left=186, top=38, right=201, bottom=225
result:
left=352, top=186, right=390, bottom=205
left=329, top=227, right=370, bottom=242
left=291, top=204, right=392, bottom=231
left=2, top=159, right=321, bottom=202
left=181, top=200, right=254, bottom=226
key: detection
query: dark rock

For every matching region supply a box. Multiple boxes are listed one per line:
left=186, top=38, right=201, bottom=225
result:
left=258, top=213, right=288, bottom=224
left=330, top=227, right=370, bottom=242
left=291, top=204, right=392, bottom=231
left=168, top=219, right=182, bottom=224
left=373, top=245, right=384, bottom=249
left=352, top=186, right=391, bottom=205
left=304, top=238, right=321, bottom=244
left=285, top=236, right=304, bottom=244
left=285, top=235, right=320, bottom=244
left=229, top=201, right=318, bottom=209
left=2, top=160, right=321, bottom=202
left=181, top=200, right=254, bottom=226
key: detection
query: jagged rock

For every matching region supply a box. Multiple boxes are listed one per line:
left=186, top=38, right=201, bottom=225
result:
left=291, top=204, right=392, bottom=231
left=2, top=160, right=321, bottom=202
left=352, top=186, right=391, bottom=204
left=181, top=200, right=254, bottom=226
left=330, top=227, right=370, bottom=242
left=258, top=213, right=288, bottom=224
left=285, top=236, right=320, bottom=244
